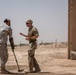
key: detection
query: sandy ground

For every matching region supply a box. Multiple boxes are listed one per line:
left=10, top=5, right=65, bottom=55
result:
left=1, top=45, right=76, bottom=75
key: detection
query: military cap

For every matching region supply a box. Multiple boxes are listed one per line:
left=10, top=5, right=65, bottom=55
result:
left=4, top=19, right=11, bottom=22
left=26, top=19, right=33, bottom=23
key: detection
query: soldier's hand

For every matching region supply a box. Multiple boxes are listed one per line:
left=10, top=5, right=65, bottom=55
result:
left=12, top=48, right=14, bottom=52
left=20, top=33, right=28, bottom=37
left=20, top=33, right=24, bottom=36
left=25, top=37, right=30, bottom=40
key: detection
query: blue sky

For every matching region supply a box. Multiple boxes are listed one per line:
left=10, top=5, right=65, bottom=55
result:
left=0, top=0, right=68, bottom=44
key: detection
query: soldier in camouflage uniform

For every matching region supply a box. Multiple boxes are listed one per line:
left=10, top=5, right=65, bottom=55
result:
left=0, top=19, right=14, bottom=74
left=20, top=19, right=41, bottom=73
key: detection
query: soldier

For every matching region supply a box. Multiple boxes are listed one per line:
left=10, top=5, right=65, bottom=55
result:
left=0, top=19, right=14, bottom=74
left=20, top=19, right=41, bottom=73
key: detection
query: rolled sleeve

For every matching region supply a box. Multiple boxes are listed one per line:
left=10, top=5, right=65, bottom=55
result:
left=33, top=28, right=39, bottom=37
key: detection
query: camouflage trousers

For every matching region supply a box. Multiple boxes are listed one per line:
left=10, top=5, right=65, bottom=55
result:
left=28, top=42, right=40, bottom=72
left=0, top=44, right=8, bottom=71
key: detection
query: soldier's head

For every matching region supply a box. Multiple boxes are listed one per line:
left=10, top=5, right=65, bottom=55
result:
left=4, top=19, right=11, bottom=26
left=26, top=19, right=33, bottom=27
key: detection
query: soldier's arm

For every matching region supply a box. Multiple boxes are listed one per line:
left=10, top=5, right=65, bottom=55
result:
left=9, top=37, right=14, bottom=50
left=9, top=28, right=15, bottom=50
left=30, top=35, right=39, bottom=39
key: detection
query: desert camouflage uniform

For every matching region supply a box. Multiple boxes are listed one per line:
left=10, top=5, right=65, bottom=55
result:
left=0, top=23, right=12, bottom=71
left=28, top=26, right=40, bottom=72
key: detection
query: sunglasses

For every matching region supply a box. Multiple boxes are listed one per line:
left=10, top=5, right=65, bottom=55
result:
left=26, top=23, right=30, bottom=24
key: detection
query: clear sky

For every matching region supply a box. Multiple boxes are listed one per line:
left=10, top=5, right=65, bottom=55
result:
left=0, top=0, right=68, bottom=44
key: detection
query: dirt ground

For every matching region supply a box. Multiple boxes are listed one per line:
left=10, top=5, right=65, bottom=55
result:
left=1, top=45, right=76, bottom=75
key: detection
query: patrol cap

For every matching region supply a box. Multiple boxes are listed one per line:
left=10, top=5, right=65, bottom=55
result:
left=4, top=19, right=11, bottom=22
left=26, top=19, right=33, bottom=24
